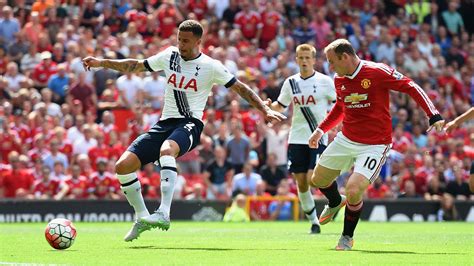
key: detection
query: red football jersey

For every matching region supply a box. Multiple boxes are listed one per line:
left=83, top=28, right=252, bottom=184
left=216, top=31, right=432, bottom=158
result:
left=98, top=123, right=118, bottom=145
left=157, top=6, right=179, bottom=38
left=187, top=0, right=208, bottom=21
left=33, top=178, right=61, bottom=197
left=260, top=10, right=282, bottom=42
left=89, top=171, right=119, bottom=198
left=1, top=169, right=34, bottom=197
left=88, top=144, right=113, bottom=169
left=59, top=141, right=73, bottom=159
left=10, top=123, right=32, bottom=144
left=319, top=61, right=440, bottom=145
left=234, top=11, right=263, bottom=40
left=367, top=184, right=390, bottom=199
left=65, top=176, right=89, bottom=199
left=0, top=131, right=20, bottom=163
left=32, top=61, right=58, bottom=84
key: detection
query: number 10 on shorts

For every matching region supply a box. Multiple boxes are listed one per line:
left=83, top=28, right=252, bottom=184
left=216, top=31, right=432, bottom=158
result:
left=363, top=157, right=377, bottom=170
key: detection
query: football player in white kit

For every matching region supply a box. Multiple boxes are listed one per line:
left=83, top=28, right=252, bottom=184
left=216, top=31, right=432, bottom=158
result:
left=265, top=44, right=336, bottom=233
left=82, top=20, right=286, bottom=241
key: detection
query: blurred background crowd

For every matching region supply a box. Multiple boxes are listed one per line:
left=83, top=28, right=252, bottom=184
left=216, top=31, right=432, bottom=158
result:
left=0, top=0, right=472, bottom=219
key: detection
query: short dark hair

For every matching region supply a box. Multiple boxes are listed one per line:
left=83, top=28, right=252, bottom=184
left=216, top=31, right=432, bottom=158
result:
left=324, top=39, right=356, bottom=58
left=178, top=20, right=203, bottom=38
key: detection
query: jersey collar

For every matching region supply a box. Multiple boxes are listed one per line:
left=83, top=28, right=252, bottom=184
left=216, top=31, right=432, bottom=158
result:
left=181, top=53, right=202, bottom=61
left=345, top=60, right=363, bottom=79
left=299, top=71, right=316, bottom=80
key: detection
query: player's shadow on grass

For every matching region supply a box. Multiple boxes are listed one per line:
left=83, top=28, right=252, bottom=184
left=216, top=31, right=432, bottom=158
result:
left=130, top=246, right=297, bottom=251
left=354, top=249, right=466, bottom=255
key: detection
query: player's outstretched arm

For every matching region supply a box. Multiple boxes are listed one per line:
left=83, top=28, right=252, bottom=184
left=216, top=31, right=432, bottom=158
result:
left=230, top=80, right=286, bottom=123
left=264, top=99, right=285, bottom=113
left=82, top=57, right=148, bottom=73
left=444, top=107, right=474, bottom=133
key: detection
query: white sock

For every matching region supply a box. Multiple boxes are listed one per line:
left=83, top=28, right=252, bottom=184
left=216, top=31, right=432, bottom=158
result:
left=298, top=190, right=319, bottom=225
left=158, top=155, right=177, bottom=215
left=118, top=173, right=149, bottom=219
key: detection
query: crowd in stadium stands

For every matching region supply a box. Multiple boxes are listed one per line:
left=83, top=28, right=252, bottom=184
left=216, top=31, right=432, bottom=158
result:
left=0, top=0, right=472, bottom=215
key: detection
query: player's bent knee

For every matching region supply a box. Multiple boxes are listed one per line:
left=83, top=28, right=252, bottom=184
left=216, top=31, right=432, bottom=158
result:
left=345, top=176, right=368, bottom=203
left=310, top=165, right=339, bottom=188
left=160, top=140, right=180, bottom=157
left=345, top=186, right=362, bottom=202
left=115, top=152, right=141, bottom=175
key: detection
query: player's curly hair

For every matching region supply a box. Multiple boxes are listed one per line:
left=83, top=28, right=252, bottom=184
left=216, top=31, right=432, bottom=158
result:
left=178, top=20, right=203, bottom=38
left=324, top=39, right=356, bottom=59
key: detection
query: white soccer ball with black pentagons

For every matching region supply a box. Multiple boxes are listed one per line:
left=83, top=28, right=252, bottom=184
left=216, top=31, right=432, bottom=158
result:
left=45, top=218, right=77, bottom=250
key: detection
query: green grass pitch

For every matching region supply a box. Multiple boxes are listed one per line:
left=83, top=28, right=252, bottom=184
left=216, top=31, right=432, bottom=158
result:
left=0, top=221, right=473, bottom=265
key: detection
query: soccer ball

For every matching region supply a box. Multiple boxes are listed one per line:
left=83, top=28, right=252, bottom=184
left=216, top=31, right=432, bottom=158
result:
left=44, top=218, right=77, bottom=250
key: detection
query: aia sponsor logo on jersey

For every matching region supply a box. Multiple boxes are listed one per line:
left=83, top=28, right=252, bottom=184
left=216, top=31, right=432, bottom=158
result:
left=292, top=95, right=316, bottom=105
left=167, top=73, right=198, bottom=91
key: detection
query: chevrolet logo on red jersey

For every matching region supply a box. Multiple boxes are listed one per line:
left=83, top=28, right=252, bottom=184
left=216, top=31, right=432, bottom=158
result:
left=344, top=93, right=368, bottom=104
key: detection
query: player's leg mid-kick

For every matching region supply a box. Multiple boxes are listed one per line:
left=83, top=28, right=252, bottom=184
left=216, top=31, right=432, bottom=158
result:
left=139, top=139, right=179, bottom=231
left=309, top=164, right=346, bottom=226
left=115, top=151, right=152, bottom=242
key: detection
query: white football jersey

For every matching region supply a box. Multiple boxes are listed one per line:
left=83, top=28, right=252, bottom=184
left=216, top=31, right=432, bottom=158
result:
left=145, top=46, right=236, bottom=121
left=277, top=71, right=336, bottom=145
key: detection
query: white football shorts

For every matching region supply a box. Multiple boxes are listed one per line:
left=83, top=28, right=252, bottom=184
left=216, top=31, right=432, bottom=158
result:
left=318, top=132, right=391, bottom=183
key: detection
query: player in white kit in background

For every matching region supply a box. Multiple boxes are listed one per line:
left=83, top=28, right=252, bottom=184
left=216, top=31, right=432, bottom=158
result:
left=82, top=20, right=286, bottom=241
left=265, top=44, right=336, bottom=233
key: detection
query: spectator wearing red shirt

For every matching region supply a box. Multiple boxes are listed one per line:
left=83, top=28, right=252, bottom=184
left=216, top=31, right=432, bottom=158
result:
left=88, top=132, right=113, bottom=170
left=0, top=117, right=21, bottom=163
left=32, top=165, right=67, bottom=200
left=125, top=9, right=148, bottom=35
left=400, top=164, right=428, bottom=196
left=28, top=133, right=50, bottom=163
left=249, top=180, right=272, bottom=220
left=68, top=72, right=97, bottom=114
left=65, top=164, right=90, bottom=199
left=234, top=0, right=262, bottom=43
left=140, top=163, right=161, bottom=199
left=53, top=127, right=73, bottom=160
left=32, top=51, right=57, bottom=89
left=366, top=178, right=392, bottom=199
left=98, top=111, right=119, bottom=144
left=88, top=159, right=120, bottom=199
left=241, top=108, right=262, bottom=138
left=155, top=0, right=184, bottom=39
left=1, top=151, right=34, bottom=198
left=127, top=106, right=150, bottom=142
left=187, top=0, right=208, bottom=21
left=10, top=110, right=31, bottom=144
left=259, top=3, right=283, bottom=49
left=392, top=124, right=412, bottom=153
left=110, top=132, right=131, bottom=160
left=437, top=65, right=465, bottom=100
